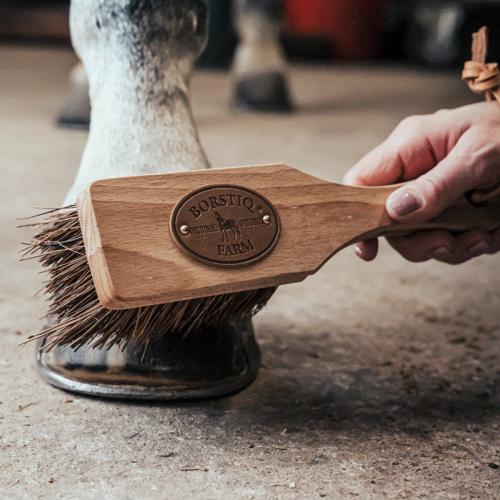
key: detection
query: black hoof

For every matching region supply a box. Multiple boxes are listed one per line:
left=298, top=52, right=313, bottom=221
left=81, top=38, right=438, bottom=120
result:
left=233, top=71, right=293, bottom=112
left=36, top=317, right=260, bottom=401
left=57, top=115, right=90, bottom=130
left=57, top=96, right=90, bottom=130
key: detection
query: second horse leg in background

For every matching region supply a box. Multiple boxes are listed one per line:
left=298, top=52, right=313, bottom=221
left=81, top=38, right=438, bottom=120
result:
left=232, top=0, right=293, bottom=112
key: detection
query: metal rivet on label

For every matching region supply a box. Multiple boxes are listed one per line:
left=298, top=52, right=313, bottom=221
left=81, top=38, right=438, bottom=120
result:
left=180, top=225, right=190, bottom=235
left=262, top=215, right=271, bottom=225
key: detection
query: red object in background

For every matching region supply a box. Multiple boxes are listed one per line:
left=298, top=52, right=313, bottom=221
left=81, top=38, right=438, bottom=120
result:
left=285, top=0, right=387, bottom=60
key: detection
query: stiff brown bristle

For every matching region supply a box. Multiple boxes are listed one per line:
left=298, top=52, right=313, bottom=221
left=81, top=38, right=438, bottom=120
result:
left=21, top=207, right=276, bottom=351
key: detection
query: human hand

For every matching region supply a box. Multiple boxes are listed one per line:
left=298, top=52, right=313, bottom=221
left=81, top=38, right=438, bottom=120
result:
left=343, top=102, right=500, bottom=264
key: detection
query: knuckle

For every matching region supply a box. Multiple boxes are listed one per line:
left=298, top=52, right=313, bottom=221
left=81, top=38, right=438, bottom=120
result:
left=396, top=115, right=425, bottom=133
left=433, top=108, right=451, bottom=120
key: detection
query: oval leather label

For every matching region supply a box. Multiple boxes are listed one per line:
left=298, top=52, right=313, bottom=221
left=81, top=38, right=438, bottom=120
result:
left=170, top=184, right=281, bottom=267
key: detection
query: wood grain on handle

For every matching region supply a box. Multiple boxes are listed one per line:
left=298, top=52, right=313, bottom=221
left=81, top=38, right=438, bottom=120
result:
left=78, top=164, right=500, bottom=309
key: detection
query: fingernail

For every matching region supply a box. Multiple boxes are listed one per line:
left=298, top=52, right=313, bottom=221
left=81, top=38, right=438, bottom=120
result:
left=465, top=240, right=491, bottom=259
left=387, top=190, right=421, bottom=217
left=429, top=246, right=454, bottom=260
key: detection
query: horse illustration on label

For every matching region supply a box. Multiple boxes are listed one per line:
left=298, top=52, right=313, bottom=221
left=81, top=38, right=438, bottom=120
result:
left=214, top=211, right=242, bottom=242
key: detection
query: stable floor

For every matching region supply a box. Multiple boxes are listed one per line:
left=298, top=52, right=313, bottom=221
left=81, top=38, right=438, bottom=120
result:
left=1, top=46, right=499, bottom=499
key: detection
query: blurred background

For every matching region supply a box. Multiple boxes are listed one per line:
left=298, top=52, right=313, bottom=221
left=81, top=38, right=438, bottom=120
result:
left=1, top=0, right=499, bottom=66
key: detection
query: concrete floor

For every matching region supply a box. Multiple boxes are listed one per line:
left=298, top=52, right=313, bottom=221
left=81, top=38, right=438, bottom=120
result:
left=1, top=46, right=499, bottom=499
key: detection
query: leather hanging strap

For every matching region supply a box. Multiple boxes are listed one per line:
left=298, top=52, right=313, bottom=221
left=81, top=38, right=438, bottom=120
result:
left=462, top=26, right=500, bottom=102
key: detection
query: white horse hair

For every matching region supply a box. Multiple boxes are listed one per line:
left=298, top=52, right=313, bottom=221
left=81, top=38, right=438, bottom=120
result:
left=65, top=0, right=210, bottom=205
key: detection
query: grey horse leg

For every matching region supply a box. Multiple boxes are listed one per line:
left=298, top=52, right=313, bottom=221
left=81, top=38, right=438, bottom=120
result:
left=232, top=0, right=293, bottom=112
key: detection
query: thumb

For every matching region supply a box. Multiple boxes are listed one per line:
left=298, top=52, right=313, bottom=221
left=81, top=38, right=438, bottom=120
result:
left=385, top=146, right=478, bottom=223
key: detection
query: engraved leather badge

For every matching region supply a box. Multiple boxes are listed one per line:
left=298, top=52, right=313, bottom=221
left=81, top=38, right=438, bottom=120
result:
left=171, top=185, right=281, bottom=267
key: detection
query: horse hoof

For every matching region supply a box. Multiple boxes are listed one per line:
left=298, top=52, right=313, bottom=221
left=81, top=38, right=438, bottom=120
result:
left=36, top=316, right=260, bottom=401
left=233, top=71, right=293, bottom=113
left=57, top=112, right=90, bottom=130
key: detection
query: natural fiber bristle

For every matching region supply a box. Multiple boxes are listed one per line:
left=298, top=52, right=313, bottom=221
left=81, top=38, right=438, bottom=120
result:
left=21, top=207, right=276, bottom=351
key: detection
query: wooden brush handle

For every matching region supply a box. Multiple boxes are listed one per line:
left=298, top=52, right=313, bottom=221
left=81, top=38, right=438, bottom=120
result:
left=80, top=164, right=500, bottom=308
left=345, top=182, right=500, bottom=246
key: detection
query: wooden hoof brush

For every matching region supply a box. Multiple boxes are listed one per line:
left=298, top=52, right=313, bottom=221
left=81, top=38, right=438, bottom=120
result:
left=24, top=163, right=500, bottom=351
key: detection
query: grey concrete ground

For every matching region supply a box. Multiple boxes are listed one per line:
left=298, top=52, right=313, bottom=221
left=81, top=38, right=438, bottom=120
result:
left=1, top=46, right=499, bottom=499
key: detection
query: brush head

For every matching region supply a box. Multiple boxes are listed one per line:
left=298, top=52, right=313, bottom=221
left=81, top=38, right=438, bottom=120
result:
left=23, top=207, right=276, bottom=350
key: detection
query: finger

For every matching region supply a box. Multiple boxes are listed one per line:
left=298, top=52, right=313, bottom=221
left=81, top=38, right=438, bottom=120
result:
left=387, top=230, right=496, bottom=264
left=354, top=239, right=378, bottom=261
left=344, top=111, right=457, bottom=187
left=343, top=141, right=404, bottom=186
left=386, top=230, right=456, bottom=263
left=386, top=128, right=500, bottom=223
left=455, top=230, right=495, bottom=262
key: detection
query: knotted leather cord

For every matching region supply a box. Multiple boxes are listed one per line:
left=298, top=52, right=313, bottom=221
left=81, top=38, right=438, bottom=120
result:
left=462, top=26, right=500, bottom=205
left=462, top=26, right=500, bottom=102
left=462, top=61, right=500, bottom=101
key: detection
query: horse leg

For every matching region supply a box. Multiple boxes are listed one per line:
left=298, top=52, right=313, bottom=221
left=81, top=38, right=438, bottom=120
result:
left=231, top=0, right=293, bottom=112
left=38, top=0, right=260, bottom=401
